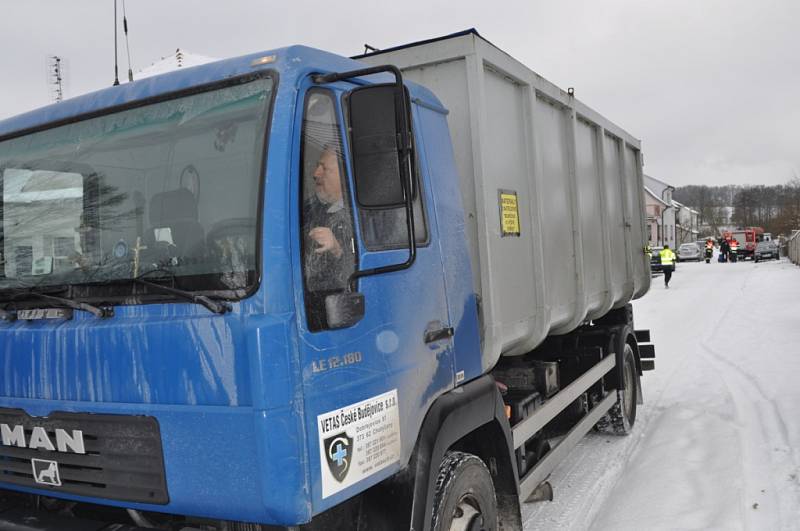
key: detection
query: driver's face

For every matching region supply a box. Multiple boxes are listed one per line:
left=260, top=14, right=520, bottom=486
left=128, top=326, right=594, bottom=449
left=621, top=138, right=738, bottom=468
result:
left=313, top=150, right=343, bottom=205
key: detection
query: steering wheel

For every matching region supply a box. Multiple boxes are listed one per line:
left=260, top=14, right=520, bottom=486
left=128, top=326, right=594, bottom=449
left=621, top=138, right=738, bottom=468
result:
left=206, top=218, right=257, bottom=267
left=206, top=218, right=257, bottom=244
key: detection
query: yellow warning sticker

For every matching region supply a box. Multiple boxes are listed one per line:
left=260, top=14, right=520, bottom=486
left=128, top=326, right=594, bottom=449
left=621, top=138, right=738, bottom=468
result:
left=499, top=190, right=521, bottom=237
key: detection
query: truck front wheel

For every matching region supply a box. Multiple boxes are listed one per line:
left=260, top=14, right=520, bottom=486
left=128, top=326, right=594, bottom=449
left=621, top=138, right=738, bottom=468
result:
left=597, top=343, right=637, bottom=435
left=430, top=451, right=497, bottom=531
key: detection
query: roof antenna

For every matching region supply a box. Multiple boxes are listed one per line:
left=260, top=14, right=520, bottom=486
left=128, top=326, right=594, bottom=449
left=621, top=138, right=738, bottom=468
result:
left=363, top=44, right=380, bottom=54
left=123, top=0, right=134, bottom=81
left=113, top=0, right=120, bottom=85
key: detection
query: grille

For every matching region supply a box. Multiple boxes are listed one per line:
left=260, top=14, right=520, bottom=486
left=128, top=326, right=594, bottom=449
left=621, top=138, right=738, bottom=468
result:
left=0, top=408, right=168, bottom=504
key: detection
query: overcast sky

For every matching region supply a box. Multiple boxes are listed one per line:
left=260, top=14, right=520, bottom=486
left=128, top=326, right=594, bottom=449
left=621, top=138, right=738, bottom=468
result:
left=1, top=0, right=798, bottom=187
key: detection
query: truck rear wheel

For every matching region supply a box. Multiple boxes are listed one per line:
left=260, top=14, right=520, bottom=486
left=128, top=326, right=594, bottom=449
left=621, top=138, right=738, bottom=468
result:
left=596, top=343, right=637, bottom=435
left=430, top=451, right=497, bottom=531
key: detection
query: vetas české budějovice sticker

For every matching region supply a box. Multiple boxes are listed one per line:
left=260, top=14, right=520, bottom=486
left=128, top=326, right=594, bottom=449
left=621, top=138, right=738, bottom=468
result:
left=318, top=389, right=400, bottom=498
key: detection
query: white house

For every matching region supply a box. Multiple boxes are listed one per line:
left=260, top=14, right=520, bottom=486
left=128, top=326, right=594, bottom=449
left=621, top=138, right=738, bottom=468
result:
left=673, top=200, right=700, bottom=245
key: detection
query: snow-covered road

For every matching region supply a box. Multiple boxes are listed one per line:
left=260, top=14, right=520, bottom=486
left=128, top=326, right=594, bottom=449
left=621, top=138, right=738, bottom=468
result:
left=523, top=257, right=800, bottom=530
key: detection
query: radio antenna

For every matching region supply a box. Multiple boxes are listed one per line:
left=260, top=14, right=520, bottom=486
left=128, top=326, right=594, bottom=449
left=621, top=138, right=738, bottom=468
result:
left=113, top=0, right=120, bottom=86
left=122, top=0, right=134, bottom=81
left=48, top=56, right=66, bottom=102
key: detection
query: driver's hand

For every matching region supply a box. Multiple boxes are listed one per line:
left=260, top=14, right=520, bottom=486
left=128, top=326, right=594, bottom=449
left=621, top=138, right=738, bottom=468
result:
left=309, top=227, right=343, bottom=258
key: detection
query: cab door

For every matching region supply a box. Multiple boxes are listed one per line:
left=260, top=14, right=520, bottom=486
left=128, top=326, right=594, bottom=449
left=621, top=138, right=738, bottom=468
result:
left=291, top=79, right=454, bottom=513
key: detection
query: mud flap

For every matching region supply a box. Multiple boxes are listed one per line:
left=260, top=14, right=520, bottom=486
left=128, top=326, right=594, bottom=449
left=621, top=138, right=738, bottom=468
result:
left=635, top=370, right=644, bottom=405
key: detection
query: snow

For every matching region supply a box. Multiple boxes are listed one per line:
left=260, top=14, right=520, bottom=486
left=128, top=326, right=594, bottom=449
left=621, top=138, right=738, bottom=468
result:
left=523, top=256, right=800, bottom=530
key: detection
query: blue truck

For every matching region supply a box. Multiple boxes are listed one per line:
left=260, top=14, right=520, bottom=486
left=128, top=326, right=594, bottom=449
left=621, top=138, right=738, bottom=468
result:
left=0, top=30, right=655, bottom=530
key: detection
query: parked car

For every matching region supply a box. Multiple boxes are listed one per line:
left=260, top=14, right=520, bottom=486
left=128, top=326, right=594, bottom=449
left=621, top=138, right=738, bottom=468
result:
left=651, top=246, right=664, bottom=272
left=754, top=240, right=779, bottom=261
left=678, top=242, right=702, bottom=262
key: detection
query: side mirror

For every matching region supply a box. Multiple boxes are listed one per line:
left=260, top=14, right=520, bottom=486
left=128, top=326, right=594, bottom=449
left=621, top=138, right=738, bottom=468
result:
left=325, top=292, right=365, bottom=330
left=348, top=85, right=409, bottom=209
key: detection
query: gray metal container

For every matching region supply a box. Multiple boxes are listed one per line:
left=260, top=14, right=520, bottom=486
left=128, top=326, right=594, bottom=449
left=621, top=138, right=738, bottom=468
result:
left=357, top=31, right=650, bottom=371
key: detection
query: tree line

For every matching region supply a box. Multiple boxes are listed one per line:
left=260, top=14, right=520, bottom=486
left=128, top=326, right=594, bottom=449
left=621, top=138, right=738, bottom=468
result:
left=673, top=179, right=800, bottom=237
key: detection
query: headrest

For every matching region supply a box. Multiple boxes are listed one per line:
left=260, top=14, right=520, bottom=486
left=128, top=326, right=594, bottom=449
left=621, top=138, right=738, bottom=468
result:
left=149, top=188, right=198, bottom=225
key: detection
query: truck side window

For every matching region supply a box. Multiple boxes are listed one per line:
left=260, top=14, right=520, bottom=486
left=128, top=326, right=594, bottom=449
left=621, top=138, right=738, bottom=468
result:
left=358, top=162, right=429, bottom=251
left=300, top=90, right=357, bottom=332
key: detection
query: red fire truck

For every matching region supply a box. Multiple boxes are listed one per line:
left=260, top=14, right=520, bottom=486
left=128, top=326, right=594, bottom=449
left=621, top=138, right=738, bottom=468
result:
left=723, top=227, right=764, bottom=260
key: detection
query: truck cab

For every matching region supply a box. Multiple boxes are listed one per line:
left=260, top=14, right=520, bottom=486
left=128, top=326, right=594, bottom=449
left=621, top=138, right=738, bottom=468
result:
left=0, top=46, right=481, bottom=528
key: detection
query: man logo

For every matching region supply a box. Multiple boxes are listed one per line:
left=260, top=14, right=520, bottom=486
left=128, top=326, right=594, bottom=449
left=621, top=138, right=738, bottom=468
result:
left=31, top=458, right=62, bottom=487
left=324, top=432, right=353, bottom=483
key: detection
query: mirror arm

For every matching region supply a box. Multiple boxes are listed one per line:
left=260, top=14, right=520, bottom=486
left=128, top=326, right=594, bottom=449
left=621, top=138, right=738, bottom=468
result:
left=315, top=65, right=417, bottom=292
left=313, top=65, right=404, bottom=89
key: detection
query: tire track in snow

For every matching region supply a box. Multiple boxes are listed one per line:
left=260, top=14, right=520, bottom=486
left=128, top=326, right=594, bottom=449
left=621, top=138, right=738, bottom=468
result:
left=712, top=262, right=800, bottom=468
left=521, top=423, right=652, bottom=531
left=588, top=262, right=756, bottom=530
left=525, top=264, right=726, bottom=530
left=701, top=344, right=795, bottom=464
left=523, top=362, right=664, bottom=530
left=698, top=341, right=797, bottom=530
left=524, top=262, right=800, bottom=530
left=696, top=262, right=800, bottom=530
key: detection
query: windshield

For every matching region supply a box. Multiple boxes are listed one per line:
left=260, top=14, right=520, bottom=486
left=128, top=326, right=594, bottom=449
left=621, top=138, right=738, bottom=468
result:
left=0, top=76, right=273, bottom=300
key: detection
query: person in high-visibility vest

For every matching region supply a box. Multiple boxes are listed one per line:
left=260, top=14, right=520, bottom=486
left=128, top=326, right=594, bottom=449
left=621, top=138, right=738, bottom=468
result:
left=660, top=244, right=677, bottom=288
left=705, top=239, right=714, bottom=264
left=730, top=238, right=739, bottom=263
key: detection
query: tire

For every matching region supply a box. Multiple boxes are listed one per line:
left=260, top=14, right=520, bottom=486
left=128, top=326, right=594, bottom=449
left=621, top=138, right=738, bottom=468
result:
left=596, top=343, right=637, bottom=435
left=430, top=451, right=498, bottom=531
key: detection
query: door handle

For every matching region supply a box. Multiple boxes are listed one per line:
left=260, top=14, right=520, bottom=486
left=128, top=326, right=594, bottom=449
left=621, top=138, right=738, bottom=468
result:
left=424, top=325, right=454, bottom=344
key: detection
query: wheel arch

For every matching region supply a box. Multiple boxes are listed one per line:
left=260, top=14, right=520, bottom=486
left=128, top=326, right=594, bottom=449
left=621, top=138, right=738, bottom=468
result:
left=408, top=375, right=522, bottom=531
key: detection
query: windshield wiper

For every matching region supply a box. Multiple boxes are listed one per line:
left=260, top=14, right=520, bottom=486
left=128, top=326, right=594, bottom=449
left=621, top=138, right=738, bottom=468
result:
left=133, top=277, right=231, bottom=315
left=14, top=291, right=112, bottom=318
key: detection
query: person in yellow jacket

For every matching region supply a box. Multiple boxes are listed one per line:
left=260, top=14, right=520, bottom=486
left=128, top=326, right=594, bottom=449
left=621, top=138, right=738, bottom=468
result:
left=660, top=244, right=677, bottom=288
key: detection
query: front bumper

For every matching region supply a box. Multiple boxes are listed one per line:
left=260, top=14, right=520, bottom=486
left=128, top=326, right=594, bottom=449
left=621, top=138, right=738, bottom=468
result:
left=0, top=399, right=309, bottom=526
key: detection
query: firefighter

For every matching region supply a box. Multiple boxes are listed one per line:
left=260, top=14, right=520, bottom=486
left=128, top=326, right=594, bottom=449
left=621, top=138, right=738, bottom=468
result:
left=705, top=238, right=714, bottom=264
left=659, top=244, right=677, bottom=288
left=730, top=238, right=739, bottom=263
left=719, top=238, right=730, bottom=262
